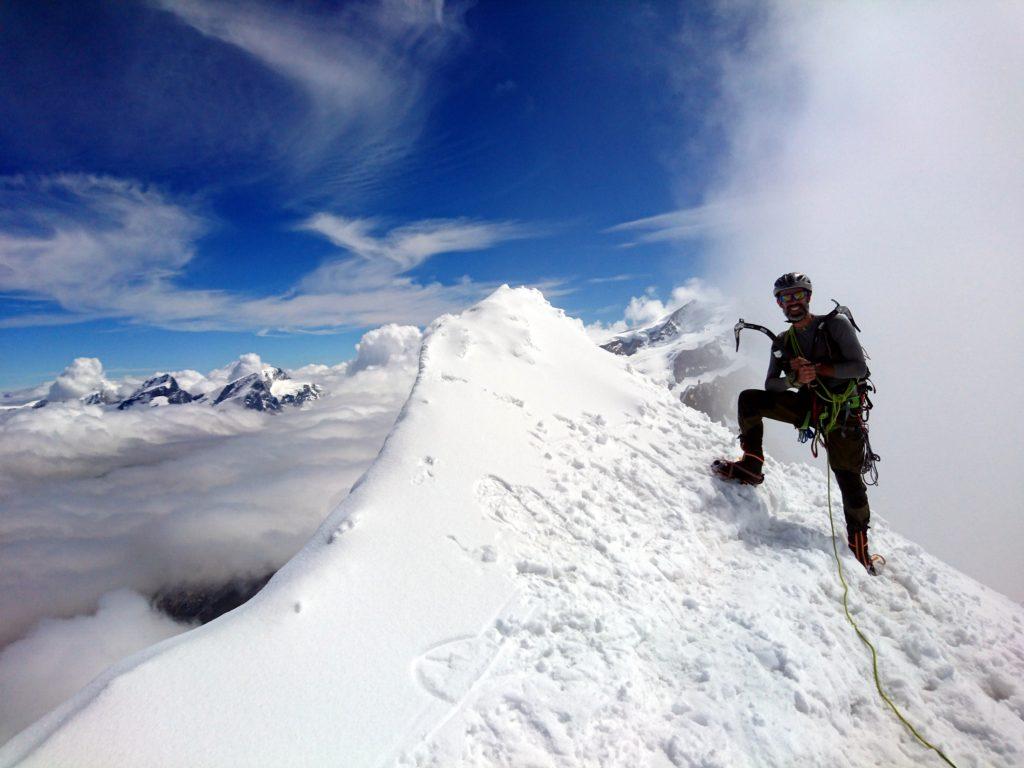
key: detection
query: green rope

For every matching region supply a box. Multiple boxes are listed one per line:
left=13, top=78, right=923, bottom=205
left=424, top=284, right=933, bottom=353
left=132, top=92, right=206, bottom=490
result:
left=792, top=320, right=958, bottom=764
left=786, top=325, right=802, bottom=358
left=823, top=454, right=959, bottom=767
left=811, top=380, right=858, bottom=447
left=786, top=324, right=859, bottom=449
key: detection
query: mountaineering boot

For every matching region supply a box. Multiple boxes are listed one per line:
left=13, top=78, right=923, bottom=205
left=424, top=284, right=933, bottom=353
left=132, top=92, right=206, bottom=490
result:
left=711, top=451, right=764, bottom=486
left=848, top=529, right=880, bottom=575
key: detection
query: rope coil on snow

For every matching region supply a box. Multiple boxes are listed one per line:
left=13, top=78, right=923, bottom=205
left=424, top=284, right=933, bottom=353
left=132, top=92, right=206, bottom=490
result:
left=823, top=449, right=959, bottom=768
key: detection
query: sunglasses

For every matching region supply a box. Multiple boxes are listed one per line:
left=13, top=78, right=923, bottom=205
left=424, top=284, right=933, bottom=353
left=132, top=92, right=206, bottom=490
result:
left=776, top=289, right=809, bottom=304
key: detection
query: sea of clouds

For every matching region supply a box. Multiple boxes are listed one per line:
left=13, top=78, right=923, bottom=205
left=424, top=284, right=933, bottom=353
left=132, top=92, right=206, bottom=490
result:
left=0, top=324, right=421, bottom=743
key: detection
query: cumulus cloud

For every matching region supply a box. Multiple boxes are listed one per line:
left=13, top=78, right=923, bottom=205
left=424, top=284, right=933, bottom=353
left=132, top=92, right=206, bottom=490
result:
left=585, top=278, right=724, bottom=342
left=623, top=292, right=670, bottom=327
left=219, top=352, right=270, bottom=383
left=0, top=175, right=537, bottom=332
left=0, top=589, right=188, bottom=744
left=653, top=1, right=1024, bottom=598
left=45, top=358, right=113, bottom=402
left=346, top=324, right=423, bottom=374
left=166, top=368, right=212, bottom=395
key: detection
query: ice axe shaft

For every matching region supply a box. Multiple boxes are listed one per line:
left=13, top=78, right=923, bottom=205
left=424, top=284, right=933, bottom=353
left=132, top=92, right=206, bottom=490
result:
left=734, top=320, right=777, bottom=351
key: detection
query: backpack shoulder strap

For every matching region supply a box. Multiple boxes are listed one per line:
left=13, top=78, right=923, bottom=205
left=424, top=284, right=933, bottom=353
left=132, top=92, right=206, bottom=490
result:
left=820, top=301, right=872, bottom=379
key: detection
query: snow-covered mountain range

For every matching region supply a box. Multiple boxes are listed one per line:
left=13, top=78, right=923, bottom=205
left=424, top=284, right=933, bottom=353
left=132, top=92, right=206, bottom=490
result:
left=3, top=287, right=1020, bottom=767
left=13, top=362, right=322, bottom=413
left=600, top=296, right=757, bottom=425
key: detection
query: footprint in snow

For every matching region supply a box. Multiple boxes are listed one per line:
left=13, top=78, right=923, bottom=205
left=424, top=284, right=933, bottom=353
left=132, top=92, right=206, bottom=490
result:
left=328, top=518, right=355, bottom=543
left=412, top=456, right=436, bottom=485
left=412, top=633, right=503, bottom=704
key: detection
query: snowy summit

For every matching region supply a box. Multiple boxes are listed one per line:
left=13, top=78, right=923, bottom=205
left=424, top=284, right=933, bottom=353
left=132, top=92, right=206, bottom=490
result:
left=117, top=374, right=196, bottom=410
left=2, top=287, right=1021, bottom=767
left=211, top=366, right=322, bottom=412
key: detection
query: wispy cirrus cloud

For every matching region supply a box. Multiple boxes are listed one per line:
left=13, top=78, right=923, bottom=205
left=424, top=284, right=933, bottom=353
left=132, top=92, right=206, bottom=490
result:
left=301, top=214, right=535, bottom=277
left=585, top=273, right=648, bottom=284
left=606, top=201, right=745, bottom=247
left=0, top=313, right=104, bottom=330
left=0, top=175, right=213, bottom=320
left=0, top=175, right=540, bottom=333
left=153, top=0, right=467, bottom=196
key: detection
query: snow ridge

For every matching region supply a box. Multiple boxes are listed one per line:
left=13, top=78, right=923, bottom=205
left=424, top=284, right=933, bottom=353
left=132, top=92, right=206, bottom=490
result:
left=2, top=287, right=1021, bottom=767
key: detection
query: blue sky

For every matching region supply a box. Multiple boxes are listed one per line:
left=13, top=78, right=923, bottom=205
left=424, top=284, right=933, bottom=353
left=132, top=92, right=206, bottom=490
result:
left=0, top=0, right=738, bottom=389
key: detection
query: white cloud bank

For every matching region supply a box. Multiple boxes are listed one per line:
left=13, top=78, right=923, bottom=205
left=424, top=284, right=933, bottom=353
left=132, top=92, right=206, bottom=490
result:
left=642, top=1, right=1024, bottom=599
left=0, top=590, right=187, bottom=745
left=0, top=328, right=422, bottom=741
left=0, top=341, right=421, bottom=645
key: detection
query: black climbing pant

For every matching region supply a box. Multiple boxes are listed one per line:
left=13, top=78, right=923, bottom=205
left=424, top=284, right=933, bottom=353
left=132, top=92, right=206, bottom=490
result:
left=738, top=388, right=870, bottom=534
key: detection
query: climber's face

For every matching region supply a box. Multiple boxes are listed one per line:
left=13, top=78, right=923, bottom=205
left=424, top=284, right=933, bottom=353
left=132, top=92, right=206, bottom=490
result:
left=776, top=289, right=810, bottom=322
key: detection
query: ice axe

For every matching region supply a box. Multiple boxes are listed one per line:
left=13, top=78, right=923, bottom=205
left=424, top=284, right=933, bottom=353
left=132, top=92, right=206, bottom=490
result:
left=827, top=299, right=862, bottom=332
left=734, top=300, right=860, bottom=352
left=733, top=320, right=777, bottom=352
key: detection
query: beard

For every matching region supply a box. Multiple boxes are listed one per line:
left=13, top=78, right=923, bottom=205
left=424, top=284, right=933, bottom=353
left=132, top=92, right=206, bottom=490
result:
left=784, top=302, right=809, bottom=322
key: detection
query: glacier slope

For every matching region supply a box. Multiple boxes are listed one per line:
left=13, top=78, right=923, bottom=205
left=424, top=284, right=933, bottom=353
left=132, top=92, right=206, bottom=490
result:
left=2, top=286, right=1022, bottom=768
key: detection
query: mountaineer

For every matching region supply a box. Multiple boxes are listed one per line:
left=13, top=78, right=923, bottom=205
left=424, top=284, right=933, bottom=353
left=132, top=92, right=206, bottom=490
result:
left=713, top=273, right=881, bottom=574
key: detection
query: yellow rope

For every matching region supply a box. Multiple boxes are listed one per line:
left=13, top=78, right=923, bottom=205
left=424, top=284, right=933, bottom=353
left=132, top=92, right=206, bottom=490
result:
left=824, top=453, right=959, bottom=767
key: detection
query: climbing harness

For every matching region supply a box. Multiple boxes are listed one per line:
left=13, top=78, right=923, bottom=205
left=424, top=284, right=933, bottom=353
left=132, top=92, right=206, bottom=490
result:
left=733, top=305, right=881, bottom=483
left=822, top=449, right=959, bottom=767
left=785, top=323, right=880, bottom=485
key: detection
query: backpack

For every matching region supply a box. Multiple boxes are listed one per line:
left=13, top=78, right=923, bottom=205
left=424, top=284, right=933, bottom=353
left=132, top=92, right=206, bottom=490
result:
left=772, top=301, right=872, bottom=389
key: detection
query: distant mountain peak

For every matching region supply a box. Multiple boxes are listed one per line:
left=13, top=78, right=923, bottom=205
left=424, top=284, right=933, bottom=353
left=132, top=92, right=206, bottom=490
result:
left=212, top=367, right=321, bottom=412
left=598, top=296, right=760, bottom=426
left=118, top=374, right=195, bottom=410
left=601, top=298, right=728, bottom=357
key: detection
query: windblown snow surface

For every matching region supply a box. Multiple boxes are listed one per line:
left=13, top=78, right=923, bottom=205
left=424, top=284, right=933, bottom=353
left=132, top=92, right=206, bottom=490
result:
left=2, top=287, right=1022, bottom=768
